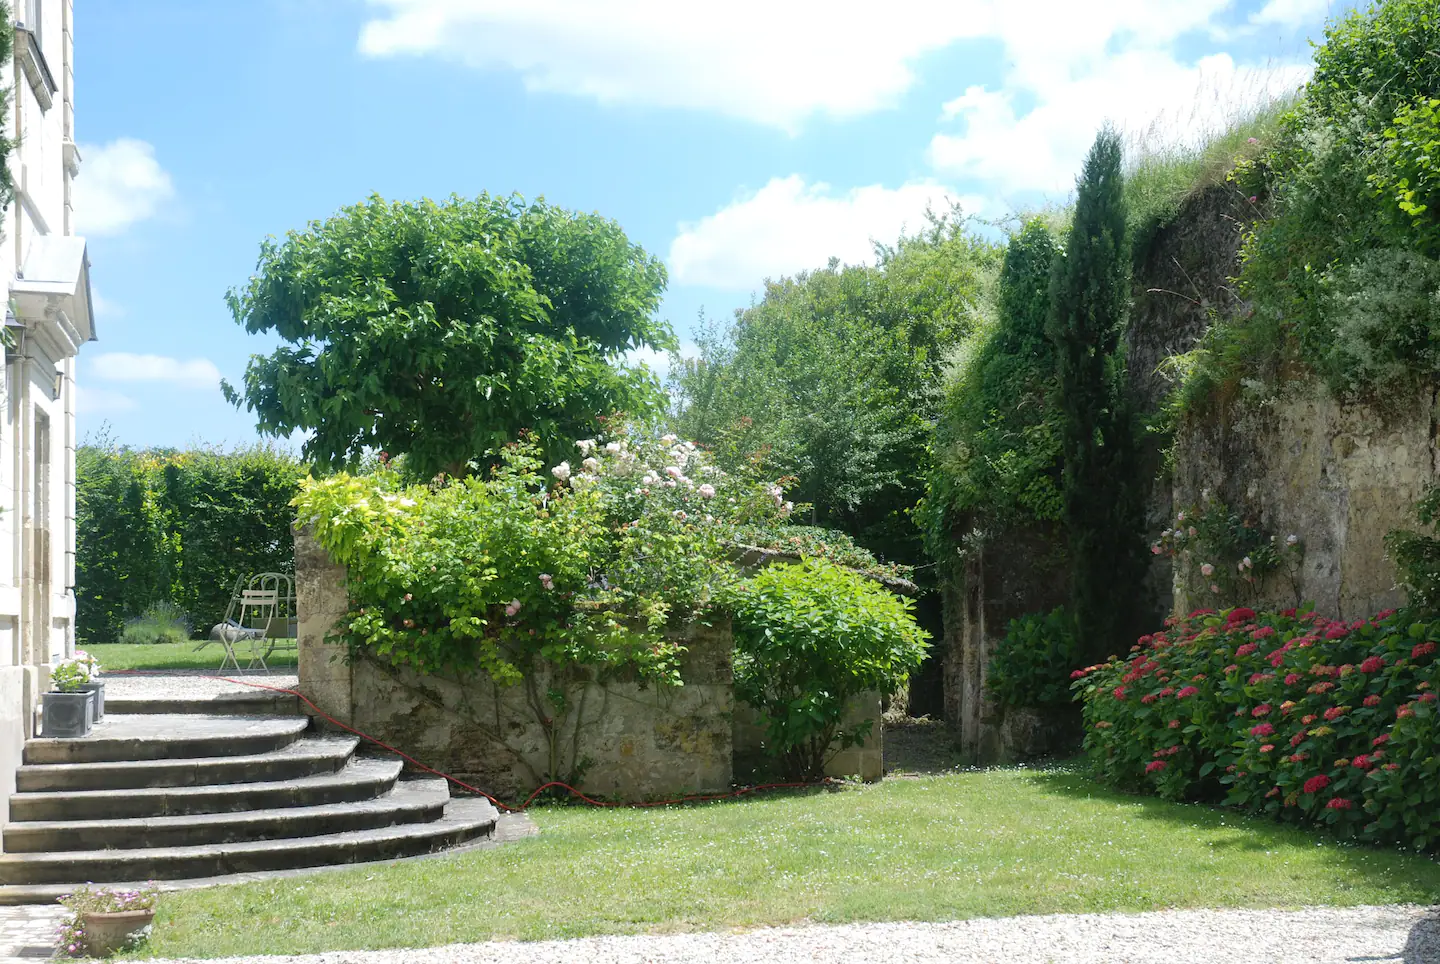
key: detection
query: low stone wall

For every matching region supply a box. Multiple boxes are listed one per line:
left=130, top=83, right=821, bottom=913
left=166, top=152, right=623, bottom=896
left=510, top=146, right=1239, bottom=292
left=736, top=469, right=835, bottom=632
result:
left=295, top=528, right=882, bottom=797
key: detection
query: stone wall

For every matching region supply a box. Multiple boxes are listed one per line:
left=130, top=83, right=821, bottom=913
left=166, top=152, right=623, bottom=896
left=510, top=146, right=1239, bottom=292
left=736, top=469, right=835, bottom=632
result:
left=940, top=523, right=1070, bottom=763
left=1172, top=385, right=1440, bottom=619
left=295, top=527, right=883, bottom=798
left=732, top=693, right=882, bottom=782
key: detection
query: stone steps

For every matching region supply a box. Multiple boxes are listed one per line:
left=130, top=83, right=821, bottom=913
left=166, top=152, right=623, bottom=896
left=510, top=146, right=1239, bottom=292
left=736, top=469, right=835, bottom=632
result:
left=15, top=735, right=359, bottom=792
left=2, top=777, right=450, bottom=852
left=9, top=757, right=404, bottom=821
left=24, top=715, right=309, bottom=764
left=0, top=796, right=498, bottom=884
left=2, top=689, right=504, bottom=892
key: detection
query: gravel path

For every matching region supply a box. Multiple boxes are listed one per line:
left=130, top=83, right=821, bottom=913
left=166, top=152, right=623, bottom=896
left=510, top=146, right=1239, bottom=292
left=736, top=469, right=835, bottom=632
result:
left=142, top=904, right=1439, bottom=964
left=104, top=672, right=299, bottom=701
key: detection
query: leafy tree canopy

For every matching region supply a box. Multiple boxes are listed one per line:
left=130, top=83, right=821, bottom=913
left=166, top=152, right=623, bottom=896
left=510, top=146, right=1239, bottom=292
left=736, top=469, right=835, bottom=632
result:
left=670, top=209, right=1001, bottom=564
left=223, top=193, right=674, bottom=478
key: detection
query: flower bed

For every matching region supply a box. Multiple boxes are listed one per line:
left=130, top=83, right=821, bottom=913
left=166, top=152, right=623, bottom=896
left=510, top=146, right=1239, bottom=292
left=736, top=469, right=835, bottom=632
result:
left=1074, top=606, right=1440, bottom=849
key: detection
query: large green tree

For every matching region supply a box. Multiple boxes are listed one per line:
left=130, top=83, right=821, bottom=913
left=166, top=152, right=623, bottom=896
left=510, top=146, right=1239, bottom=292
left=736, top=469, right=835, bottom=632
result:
left=224, top=194, right=674, bottom=477
left=671, top=212, right=1000, bottom=562
left=1046, top=129, right=1143, bottom=657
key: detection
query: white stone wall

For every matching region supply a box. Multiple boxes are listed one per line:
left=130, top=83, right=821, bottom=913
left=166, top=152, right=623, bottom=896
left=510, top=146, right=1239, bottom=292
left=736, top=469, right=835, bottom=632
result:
left=0, top=0, right=86, bottom=831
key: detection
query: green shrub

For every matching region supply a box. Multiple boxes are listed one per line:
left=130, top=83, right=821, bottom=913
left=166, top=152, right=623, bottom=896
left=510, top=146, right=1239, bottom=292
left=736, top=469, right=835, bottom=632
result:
left=1074, top=604, right=1440, bottom=850
left=728, top=558, right=930, bottom=780
left=1386, top=485, right=1440, bottom=614
left=119, top=601, right=191, bottom=646
left=986, top=607, right=1081, bottom=710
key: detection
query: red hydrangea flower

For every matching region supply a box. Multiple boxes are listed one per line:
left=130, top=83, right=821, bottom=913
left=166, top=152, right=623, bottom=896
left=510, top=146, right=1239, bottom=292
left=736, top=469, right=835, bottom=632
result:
left=1227, top=608, right=1257, bottom=624
left=1398, top=703, right=1416, bottom=718
left=1145, top=761, right=1167, bottom=773
left=1359, top=656, right=1386, bottom=673
left=1177, top=686, right=1199, bottom=699
left=1070, top=669, right=1087, bottom=679
left=1295, top=636, right=1317, bottom=648
left=1159, top=687, right=1174, bottom=697
left=1373, top=734, right=1390, bottom=746
left=1325, top=797, right=1353, bottom=810
left=1364, top=695, right=1381, bottom=707
left=1141, top=693, right=1158, bottom=705
left=1113, top=686, right=1127, bottom=700
left=1168, top=719, right=1181, bottom=728
left=1412, top=641, right=1436, bottom=659
left=1302, top=775, right=1330, bottom=794
left=1266, top=786, right=1280, bottom=798
left=1323, top=706, right=1346, bottom=721
left=1191, top=674, right=1207, bottom=681
left=1375, top=609, right=1397, bottom=621
left=1351, top=755, right=1372, bottom=769
left=1302, top=714, right=1317, bottom=725
left=1259, top=744, right=1274, bottom=753
left=1254, top=626, right=1277, bottom=639
left=1308, top=682, right=1335, bottom=694
left=1252, top=704, right=1272, bottom=717
left=1248, top=673, right=1274, bottom=685
left=1284, top=673, right=1302, bottom=685
left=1384, top=763, right=1400, bottom=770
left=1250, top=722, right=1275, bottom=737
left=1236, top=642, right=1259, bottom=658
left=1291, top=731, right=1306, bottom=747
left=1324, top=626, right=1349, bottom=639
left=1281, top=608, right=1297, bottom=617
left=1287, top=753, right=1308, bottom=763
left=1224, top=664, right=1239, bottom=675
left=1422, top=692, right=1438, bottom=704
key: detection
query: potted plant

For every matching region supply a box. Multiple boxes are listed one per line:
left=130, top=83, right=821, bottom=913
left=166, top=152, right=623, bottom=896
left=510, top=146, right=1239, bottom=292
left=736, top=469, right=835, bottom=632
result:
left=43, top=658, right=94, bottom=738
left=74, top=649, right=104, bottom=721
left=58, top=884, right=158, bottom=958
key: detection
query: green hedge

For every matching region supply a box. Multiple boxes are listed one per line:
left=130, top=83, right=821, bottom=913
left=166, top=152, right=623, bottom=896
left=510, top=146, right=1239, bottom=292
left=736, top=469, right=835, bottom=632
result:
left=77, top=443, right=304, bottom=644
left=1075, top=605, right=1440, bottom=849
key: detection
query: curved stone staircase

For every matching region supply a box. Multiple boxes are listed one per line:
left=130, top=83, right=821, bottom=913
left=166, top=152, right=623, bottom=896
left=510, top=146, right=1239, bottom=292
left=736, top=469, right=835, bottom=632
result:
left=0, top=693, right=498, bottom=902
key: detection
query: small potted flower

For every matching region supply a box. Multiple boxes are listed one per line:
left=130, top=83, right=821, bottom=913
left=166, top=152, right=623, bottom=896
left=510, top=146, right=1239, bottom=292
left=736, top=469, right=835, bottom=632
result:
left=43, top=658, right=94, bottom=738
left=58, top=884, right=158, bottom=957
left=74, top=650, right=104, bottom=721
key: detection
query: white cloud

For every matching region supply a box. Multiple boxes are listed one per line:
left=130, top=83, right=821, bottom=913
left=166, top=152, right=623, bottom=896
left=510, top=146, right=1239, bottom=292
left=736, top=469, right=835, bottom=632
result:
left=75, top=384, right=138, bottom=415
left=929, top=52, right=1312, bottom=195
left=1252, top=0, right=1335, bottom=26
left=73, top=139, right=175, bottom=236
left=89, top=353, right=221, bottom=390
left=90, top=290, right=124, bottom=321
left=669, top=176, right=985, bottom=289
left=624, top=341, right=700, bottom=379
left=357, top=0, right=1253, bottom=130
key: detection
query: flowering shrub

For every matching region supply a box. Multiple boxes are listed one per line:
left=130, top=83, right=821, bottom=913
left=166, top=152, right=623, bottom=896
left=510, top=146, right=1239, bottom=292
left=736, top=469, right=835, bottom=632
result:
left=986, top=606, right=1082, bottom=710
left=728, top=559, right=929, bottom=780
left=1150, top=494, right=1302, bottom=601
left=1074, top=605, right=1440, bottom=849
left=295, top=429, right=791, bottom=687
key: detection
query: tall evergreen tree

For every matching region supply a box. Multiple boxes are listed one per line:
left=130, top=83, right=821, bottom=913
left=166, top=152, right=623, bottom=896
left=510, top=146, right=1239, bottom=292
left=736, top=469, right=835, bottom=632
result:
left=1046, top=128, right=1142, bottom=658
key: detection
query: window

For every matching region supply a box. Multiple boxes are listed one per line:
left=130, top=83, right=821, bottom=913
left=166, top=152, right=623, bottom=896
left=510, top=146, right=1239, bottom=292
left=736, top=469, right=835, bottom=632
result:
left=23, top=0, right=41, bottom=44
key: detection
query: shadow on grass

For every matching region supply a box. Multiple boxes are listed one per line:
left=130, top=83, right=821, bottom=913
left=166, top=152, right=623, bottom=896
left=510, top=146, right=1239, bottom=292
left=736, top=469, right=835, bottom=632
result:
left=1023, top=765, right=1440, bottom=892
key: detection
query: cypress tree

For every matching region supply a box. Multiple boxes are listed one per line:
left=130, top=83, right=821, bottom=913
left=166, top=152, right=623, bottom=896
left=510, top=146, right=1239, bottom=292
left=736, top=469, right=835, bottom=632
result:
left=1046, top=128, right=1142, bottom=658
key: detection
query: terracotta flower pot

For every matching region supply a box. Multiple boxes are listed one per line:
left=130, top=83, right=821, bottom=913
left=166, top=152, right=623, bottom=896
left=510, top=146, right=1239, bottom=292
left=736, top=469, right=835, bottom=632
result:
left=81, top=908, right=155, bottom=956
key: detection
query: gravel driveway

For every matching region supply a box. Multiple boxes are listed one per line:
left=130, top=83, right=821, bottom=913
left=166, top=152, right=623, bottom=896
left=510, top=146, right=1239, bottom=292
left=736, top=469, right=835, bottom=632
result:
left=144, top=904, right=1440, bottom=964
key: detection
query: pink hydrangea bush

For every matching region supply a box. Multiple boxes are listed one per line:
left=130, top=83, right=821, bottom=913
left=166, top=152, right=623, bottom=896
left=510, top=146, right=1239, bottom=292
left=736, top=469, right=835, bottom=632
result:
left=1073, top=605, right=1440, bottom=848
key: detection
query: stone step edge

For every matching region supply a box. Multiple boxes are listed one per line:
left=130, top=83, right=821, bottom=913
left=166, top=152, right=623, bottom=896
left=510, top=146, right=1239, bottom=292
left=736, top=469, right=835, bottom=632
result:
left=1, top=779, right=450, bottom=853
left=14, top=735, right=360, bottom=792
left=8, top=758, right=404, bottom=822
left=0, top=798, right=501, bottom=885
left=25, top=716, right=312, bottom=765
left=0, top=807, right=535, bottom=905
left=105, top=694, right=303, bottom=716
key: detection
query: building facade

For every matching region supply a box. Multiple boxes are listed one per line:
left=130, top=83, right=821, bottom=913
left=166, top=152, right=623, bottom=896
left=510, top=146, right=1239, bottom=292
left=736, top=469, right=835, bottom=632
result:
left=0, top=0, right=91, bottom=822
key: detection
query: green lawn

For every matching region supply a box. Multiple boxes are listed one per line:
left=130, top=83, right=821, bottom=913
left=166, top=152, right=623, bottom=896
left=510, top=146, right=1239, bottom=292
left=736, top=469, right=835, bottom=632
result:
left=88, top=642, right=297, bottom=673
left=138, top=764, right=1440, bottom=958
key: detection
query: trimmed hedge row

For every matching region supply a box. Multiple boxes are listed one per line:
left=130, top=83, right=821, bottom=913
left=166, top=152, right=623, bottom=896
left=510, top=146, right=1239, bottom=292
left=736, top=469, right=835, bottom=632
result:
left=1074, top=606, right=1440, bottom=849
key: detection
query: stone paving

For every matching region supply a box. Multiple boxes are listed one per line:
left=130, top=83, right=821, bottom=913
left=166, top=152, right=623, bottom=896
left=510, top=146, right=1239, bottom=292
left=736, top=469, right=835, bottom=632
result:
left=0, top=903, right=65, bottom=961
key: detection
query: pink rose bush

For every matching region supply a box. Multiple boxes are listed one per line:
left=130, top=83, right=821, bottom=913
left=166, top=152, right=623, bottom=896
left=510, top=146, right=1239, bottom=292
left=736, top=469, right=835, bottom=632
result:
left=1074, top=605, right=1440, bottom=847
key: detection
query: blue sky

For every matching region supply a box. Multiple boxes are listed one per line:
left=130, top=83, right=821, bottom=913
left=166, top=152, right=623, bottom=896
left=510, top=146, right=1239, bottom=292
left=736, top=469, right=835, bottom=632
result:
left=75, top=0, right=1343, bottom=449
